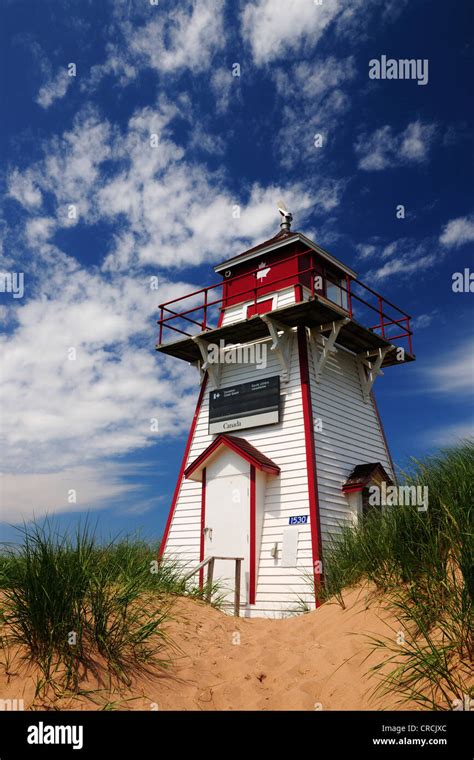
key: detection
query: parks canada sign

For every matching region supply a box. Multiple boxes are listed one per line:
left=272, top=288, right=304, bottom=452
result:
left=208, top=376, right=280, bottom=434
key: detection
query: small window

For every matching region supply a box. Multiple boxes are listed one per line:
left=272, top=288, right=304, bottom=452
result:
left=326, top=278, right=348, bottom=310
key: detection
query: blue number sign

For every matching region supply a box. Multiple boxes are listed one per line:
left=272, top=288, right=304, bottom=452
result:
left=288, top=515, right=308, bottom=525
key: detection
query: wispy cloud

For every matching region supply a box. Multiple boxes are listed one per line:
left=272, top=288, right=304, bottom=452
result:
left=8, top=97, right=316, bottom=271
left=87, top=0, right=226, bottom=90
left=7, top=169, right=43, bottom=209
left=0, top=465, right=138, bottom=523
left=240, top=0, right=409, bottom=67
left=355, top=121, right=437, bottom=171
left=0, top=254, right=203, bottom=519
left=241, top=0, right=340, bottom=66
left=425, top=421, right=474, bottom=446
left=411, top=311, right=439, bottom=330
left=440, top=213, right=474, bottom=248
left=36, top=67, right=73, bottom=109
left=424, top=338, right=474, bottom=394
left=274, top=56, right=356, bottom=169
left=361, top=238, right=438, bottom=282
left=2, top=83, right=318, bottom=522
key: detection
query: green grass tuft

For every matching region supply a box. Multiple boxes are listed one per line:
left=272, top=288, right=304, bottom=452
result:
left=319, top=440, right=473, bottom=709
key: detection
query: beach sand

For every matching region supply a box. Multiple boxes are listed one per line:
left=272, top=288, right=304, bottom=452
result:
left=0, top=585, right=423, bottom=711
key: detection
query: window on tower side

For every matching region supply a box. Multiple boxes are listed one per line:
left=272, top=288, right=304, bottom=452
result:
left=326, top=277, right=349, bottom=311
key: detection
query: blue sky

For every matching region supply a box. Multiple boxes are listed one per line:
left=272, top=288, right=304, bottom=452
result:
left=1, top=0, right=473, bottom=544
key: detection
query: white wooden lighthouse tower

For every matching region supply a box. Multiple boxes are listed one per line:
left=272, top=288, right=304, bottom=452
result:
left=156, top=207, right=414, bottom=618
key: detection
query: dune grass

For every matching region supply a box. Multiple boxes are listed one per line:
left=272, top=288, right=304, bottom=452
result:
left=320, top=440, right=473, bottom=709
left=0, top=522, right=220, bottom=694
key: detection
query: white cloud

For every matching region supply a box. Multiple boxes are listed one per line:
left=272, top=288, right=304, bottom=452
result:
left=273, top=56, right=356, bottom=168
left=87, top=0, right=225, bottom=88
left=356, top=241, right=398, bottom=261
left=130, top=1, right=224, bottom=73
left=9, top=98, right=315, bottom=272
left=425, top=339, right=474, bottom=394
left=25, top=216, right=55, bottom=246
left=356, top=121, right=437, bottom=171
left=7, top=170, right=43, bottom=209
left=241, top=0, right=340, bottom=66
left=367, top=251, right=437, bottom=281
left=275, top=56, right=355, bottom=101
left=2, top=91, right=321, bottom=522
left=241, top=0, right=409, bottom=66
left=186, top=123, right=226, bottom=157
left=426, top=421, right=474, bottom=446
left=361, top=239, right=438, bottom=282
left=356, top=243, right=377, bottom=260
left=9, top=101, right=231, bottom=268
left=0, top=255, right=203, bottom=519
left=8, top=110, right=113, bottom=240
left=210, top=67, right=239, bottom=115
left=440, top=214, right=474, bottom=248
left=5, top=100, right=322, bottom=324
left=36, top=68, right=73, bottom=109
left=0, top=466, right=136, bottom=523
left=412, top=311, right=438, bottom=329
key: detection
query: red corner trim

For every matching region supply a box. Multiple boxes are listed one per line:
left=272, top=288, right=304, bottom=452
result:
left=158, top=374, right=208, bottom=559
left=199, top=467, right=206, bottom=588
left=297, top=325, right=323, bottom=606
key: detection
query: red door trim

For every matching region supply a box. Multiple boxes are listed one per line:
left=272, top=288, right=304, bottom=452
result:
left=249, top=464, right=256, bottom=604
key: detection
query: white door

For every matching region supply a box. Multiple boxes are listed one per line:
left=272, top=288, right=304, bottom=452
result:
left=204, top=473, right=249, bottom=606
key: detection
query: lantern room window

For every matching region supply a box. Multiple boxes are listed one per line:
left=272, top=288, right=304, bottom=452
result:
left=326, top=276, right=349, bottom=311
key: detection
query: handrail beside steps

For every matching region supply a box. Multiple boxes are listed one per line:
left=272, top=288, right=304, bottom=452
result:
left=184, top=556, right=244, bottom=617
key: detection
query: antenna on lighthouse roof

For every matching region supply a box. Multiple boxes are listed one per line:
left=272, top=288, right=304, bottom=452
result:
left=277, top=200, right=293, bottom=232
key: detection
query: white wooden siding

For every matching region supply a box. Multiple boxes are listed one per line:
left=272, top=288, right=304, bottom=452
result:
left=307, top=337, right=393, bottom=550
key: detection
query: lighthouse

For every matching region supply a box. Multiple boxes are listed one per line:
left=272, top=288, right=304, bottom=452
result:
left=156, top=207, right=414, bottom=618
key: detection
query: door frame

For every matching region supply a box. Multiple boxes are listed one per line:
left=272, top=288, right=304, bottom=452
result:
left=199, top=463, right=257, bottom=605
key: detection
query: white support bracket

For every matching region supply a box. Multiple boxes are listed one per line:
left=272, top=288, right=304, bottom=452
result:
left=309, top=318, right=350, bottom=383
left=192, top=336, right=222, bottom=388
left=356, top=346, right=392, bottom=402
left=261, top=315, right=294, bottom=383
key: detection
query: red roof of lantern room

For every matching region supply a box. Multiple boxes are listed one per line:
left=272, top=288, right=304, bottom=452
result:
left=214, top=229, right=358, bottom=279
left=184, top=434, right=281, bottom=482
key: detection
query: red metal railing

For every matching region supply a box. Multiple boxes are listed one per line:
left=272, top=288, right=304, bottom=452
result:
left=157, top=247, right=413, bottom=355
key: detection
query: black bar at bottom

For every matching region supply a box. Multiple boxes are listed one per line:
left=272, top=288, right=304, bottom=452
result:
left=0, top=710, right=471, bottom=758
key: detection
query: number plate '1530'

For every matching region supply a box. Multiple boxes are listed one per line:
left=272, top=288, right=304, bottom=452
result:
left=288, top=516, right=308, bottom=525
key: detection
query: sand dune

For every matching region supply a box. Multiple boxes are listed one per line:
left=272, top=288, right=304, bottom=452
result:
left=0, top=585, right=422, bottom=710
